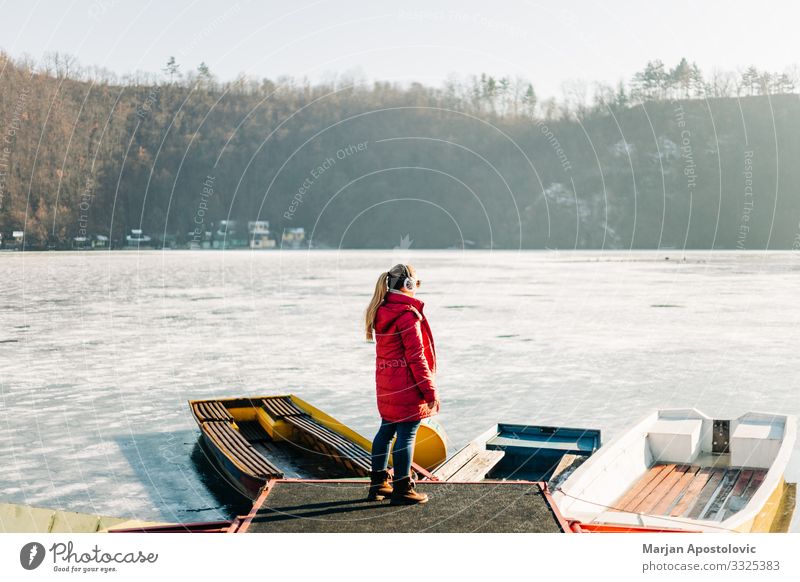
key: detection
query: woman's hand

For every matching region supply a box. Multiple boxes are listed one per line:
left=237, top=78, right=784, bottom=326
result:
left=426, top=399, right=440, bottom=414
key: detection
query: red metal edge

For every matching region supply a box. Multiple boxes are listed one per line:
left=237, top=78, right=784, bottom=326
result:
left=107, top=520, right=232, bottom=533
left=411, top=462, right=438, bottom=481
left=267, top=478, right=540, bottom=485
left=539, top=482, right=574, bottom=533
left=570, top=521, right=703, bottom=533
left=229, top=478, right=279, bottom=533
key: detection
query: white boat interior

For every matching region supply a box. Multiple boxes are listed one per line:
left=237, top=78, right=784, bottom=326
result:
left=552, top=409, right=796, bottom=532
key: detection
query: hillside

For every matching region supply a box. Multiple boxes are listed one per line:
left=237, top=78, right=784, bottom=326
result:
left=2, top=53, right=799, bottom=249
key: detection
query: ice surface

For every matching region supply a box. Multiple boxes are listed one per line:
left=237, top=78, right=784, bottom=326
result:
left=0, top=249, right=798, bottom=530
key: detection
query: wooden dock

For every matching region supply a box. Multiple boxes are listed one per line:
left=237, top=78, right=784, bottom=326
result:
left=228, top=479, right=569, bottom=533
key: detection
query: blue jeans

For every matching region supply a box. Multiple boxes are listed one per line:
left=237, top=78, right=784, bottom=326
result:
left=371, top=419, right=421, bottom=480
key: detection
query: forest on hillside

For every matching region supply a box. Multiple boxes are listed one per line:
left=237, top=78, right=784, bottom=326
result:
left=2, top=51, right=800, bottom=249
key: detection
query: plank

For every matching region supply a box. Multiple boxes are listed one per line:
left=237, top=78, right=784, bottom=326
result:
left=205, top=422, right=267, bottom=475
left=686, top=468, right=726, bottom=519
left=739, top=469, right=767, bottom=503
left=433, top=443, right=480, bottom=480
left=262, top=397, right=306, bottom=418
left=285, top=415, right=372, bottom=475
left=613, top=465, right=670, bottom=511
left=636, top=465, right=690, bottom=514
left=193, top=401, right=233, bottom=421
left=670, top=468, right=713, bottom=517
left=651, top=466, right=700, bottom=516
left=700, top=469, right=741, bottom=520
left=288, top=416, right=369, bottom=458
left=719, top=469, right=754, bottom=520
left=448, top=450, right=506, bottom=482
left=620, top=464, right=676, bottom=512
left=549, top=454, right=586, bottom=488
left=203, top=421, right=281, bottom=477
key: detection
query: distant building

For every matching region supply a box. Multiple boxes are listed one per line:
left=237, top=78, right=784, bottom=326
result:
left=125, top=229, right=152, bottom=248
left=213, top=220, right=247, bottom=249
left=72, top=236, right=90, bottom=249
left=92, top=235, right=109, bottom=249
left=248, top=221, right=275, bottom=249
left=282, top=227, right=306, bottom=249
left=0, top=231, right=25, bottom=250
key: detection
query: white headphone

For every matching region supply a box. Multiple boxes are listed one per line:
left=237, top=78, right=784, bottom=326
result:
left=388, top=265, right=417, bottom=292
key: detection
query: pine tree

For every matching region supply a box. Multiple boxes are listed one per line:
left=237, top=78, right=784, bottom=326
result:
left=163, top=56, right=180, bottom=84
left=523, top=83, right=537, bottom=117
left=670, top=57, right=693, bottom=98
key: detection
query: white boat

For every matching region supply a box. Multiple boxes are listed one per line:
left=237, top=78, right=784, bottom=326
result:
left=552, top=409, right=796, bottom=532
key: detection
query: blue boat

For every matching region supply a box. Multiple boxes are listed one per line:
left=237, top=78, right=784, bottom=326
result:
left=433, top=423, right=601, bottom=483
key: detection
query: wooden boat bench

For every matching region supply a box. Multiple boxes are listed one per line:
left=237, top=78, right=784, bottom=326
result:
left=262, top=397, right=372, bottom=476
left=433, top=442, right=506, bottom=481
left=199, top=419, right=282, bottom=479
left=192, top=401, right=234, bottom=422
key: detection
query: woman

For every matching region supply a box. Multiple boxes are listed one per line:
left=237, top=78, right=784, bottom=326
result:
left=364, top=263, right=439, bottom=505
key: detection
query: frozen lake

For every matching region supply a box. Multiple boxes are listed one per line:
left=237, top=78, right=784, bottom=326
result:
left=1, top=249, right=799, bottom=530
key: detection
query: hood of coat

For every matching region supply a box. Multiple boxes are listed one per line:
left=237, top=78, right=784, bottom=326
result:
left=374, top=291, right=425, bottom=333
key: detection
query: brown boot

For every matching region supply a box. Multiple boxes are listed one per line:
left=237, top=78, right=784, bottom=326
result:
left=367, top=470, right=393, bottom=501
left=389, top=475, right=429, bottom=505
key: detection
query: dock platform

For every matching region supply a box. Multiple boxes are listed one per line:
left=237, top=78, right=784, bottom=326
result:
left=229, top=479, right=568, bottom=533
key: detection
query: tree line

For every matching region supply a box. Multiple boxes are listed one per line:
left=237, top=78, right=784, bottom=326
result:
left=1, top=51, right=799, bottom=249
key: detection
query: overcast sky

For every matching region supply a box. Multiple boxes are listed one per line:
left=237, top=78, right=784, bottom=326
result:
left=1, top=0, right=797, bottom=97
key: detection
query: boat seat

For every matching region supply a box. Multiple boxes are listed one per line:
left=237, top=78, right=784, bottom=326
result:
left=433, top=444, right=505, bottom=482
left=447, top=450, right=505, bottom=481
left=730, top=421, right=783, bottom=468
left=200, top=421, right=282, bottom=478
left=262, top=396, right=308, bottom=419
left=647, top=418, right=702, bottom=463
left=433, top=443, right=481, bottom=480
left=193, top=401, right=234, bottom=422
left=282, top=414, right=372, bottom=476
left=258, top=396, right=371, bottom=477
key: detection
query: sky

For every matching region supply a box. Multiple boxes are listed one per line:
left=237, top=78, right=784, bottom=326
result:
left=1, top=0, right=798, bottom=97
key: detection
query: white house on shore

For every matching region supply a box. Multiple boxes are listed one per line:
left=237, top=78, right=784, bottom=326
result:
left=248, top=221, right=275, bottom=249
left=281, top=227, right=306, bottom=249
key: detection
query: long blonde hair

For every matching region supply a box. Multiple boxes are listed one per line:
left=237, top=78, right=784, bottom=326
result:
left=365, top=264, right=416, bottom=341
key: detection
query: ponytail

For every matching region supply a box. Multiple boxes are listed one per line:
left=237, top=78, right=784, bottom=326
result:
left=365, top=272, right=389, bottom=341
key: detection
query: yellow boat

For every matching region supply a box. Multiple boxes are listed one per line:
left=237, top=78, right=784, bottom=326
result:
left=189, top=394, right=447, bottom=499
left=552, top=409, right=797, bottom=533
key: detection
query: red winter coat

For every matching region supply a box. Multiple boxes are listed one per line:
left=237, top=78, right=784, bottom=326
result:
left=373, top=291, right=439, bottom=422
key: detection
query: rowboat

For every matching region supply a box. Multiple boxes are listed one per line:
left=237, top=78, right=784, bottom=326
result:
left=190, top=394, right=448, bottom=498
left=433, top=423, right=600, bottom=482
left=552, top=409, right=797, bottom=532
